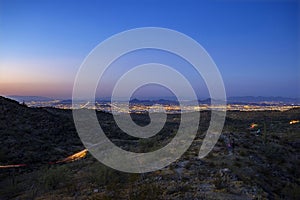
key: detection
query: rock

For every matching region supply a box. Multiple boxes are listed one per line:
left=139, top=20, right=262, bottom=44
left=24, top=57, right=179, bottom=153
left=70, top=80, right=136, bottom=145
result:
left=93, top=189, right=99, bottom=193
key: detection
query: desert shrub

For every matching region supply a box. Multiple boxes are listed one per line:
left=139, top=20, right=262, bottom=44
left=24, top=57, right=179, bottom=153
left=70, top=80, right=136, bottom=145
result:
left=21, top=184, right=39, bottom=200
left=0, top=149, right=7, bottom=162
left=0, top=183, right=23, bottom=199
left=128, top=182, right=163, bottom=200
left=206, top=152, right=214, bottom=159
left=242, top=143, right=250, bottom=149
left=208, top=161, right=216, bottom=167
left=138, top=138, right=151, bottom=152
left=87, top=163, right=121, bottom=186
left=281, top=183, right=300, bottom=200
left=179, top=184, right=192, bottom=192
left=0, top=175, right=24, bottom=199
left=234, top=161, right=241, bottom=167
left=185, top=161, right=193, bottom=170
left=39, top=165, right=71, bottom=190
left=262, top=143, right=285, bottom=162
left=213, top=173, right=228, bottom=190
left=239, top=150, right=247, bottom=157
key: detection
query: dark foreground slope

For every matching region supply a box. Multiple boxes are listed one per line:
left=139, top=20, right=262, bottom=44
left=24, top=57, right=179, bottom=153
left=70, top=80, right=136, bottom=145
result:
left=0, top=96, right=299, bottom=199
left=0, top=96, right=83, bottom=165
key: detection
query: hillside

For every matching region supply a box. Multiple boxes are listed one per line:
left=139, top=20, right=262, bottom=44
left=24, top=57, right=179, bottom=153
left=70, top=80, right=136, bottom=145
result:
left=0, top=96, right=299, bottom=199
left=0, top=96, right=83, bottom=165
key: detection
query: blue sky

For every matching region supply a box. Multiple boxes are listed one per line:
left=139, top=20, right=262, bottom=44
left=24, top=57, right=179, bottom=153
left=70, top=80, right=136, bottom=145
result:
left=0, top=0, right=299, bottom=98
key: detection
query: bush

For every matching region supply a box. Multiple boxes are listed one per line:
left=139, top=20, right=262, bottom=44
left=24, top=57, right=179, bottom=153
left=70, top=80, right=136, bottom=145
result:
left=213, top=173, right=228, bottom=190
left=39, top=165, right=71, bottom=190
left=281, top=183, right=300, bottom=200
left=86, top=162, right=131, bottom=187
left=239, top=150, right=247, bottom=157
left=0, top=149, right=6, bottom=162
left=128, top=183, right=163, bottom=200
left=86, top=163, right=115, bottom=186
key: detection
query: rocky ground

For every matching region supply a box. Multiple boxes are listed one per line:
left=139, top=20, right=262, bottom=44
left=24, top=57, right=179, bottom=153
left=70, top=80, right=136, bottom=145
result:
left=0, top=96, right=299, bottom=199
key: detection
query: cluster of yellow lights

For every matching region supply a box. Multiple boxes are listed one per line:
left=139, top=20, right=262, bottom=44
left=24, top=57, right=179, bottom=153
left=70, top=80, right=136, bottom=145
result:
left=250, top=123, right=258, bottom=129
left=0, top=149, right=88, bottom=168
left=289, top=120, right=299, bottom=125
left=0, top=164, right=27, bottom=169
left=56, top=149, right=88, bottom=163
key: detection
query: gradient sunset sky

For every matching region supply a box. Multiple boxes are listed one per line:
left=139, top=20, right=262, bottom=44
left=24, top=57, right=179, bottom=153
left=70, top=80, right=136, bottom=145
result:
left=0, top=0, right=299, bottom=99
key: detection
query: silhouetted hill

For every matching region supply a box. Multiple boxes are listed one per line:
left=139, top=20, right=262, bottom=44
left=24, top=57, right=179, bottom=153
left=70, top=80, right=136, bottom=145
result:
left=0, top=96, right=83, bottom=165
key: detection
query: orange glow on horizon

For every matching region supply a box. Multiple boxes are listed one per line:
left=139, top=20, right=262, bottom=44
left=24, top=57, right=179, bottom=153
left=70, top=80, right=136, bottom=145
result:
left=0, top=58, right=78, bottom=98
left=0, top=82, right=73, bottom=98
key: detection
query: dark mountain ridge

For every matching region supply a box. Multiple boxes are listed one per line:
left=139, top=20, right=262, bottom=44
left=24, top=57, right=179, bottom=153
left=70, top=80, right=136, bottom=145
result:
left=0, top=96, right=83, bottom=165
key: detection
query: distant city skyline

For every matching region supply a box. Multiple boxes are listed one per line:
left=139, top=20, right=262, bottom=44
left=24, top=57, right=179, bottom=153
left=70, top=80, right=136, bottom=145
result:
left=0, top=0, right=299, bottom=98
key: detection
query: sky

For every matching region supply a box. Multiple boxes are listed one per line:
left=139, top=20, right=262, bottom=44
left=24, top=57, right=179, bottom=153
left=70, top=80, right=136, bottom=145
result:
left=0, top=0, right=299, bottom=99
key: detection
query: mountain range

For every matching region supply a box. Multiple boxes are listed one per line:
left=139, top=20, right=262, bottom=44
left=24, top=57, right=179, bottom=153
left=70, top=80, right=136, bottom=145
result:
left=6, top=95, right=300, bottom=105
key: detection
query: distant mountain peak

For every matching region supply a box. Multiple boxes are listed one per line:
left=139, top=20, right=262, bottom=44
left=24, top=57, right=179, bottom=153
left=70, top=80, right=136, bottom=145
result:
left=6, top=95, right=54, bottom=102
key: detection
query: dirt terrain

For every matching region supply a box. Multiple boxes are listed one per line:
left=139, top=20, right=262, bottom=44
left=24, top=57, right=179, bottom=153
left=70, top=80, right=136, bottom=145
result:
left=0, top=96, right=299, bottom=199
